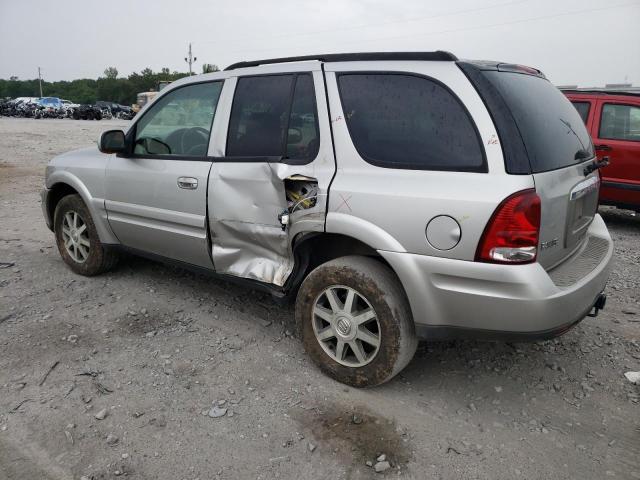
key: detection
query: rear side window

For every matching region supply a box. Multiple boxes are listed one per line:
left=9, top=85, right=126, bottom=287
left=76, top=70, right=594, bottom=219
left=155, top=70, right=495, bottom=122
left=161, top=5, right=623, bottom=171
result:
left=571, top=101, right=591, bottom=125
left=599, top=103, right=640, bottom=141
left=337, top=73, right=485, bottom=171
left=483, top=72, right=594, bottom=173
left=226, top=74, right=319, bottom=162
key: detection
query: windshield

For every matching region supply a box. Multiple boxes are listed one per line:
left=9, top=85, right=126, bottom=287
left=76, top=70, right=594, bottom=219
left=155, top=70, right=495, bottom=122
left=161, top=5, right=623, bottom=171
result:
left=483, top=71, right=594, bottom=173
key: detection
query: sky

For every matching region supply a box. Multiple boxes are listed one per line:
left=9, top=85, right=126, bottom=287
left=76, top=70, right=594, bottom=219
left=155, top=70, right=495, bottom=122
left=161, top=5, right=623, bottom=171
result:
left=1, top=0, right=639, bottom=87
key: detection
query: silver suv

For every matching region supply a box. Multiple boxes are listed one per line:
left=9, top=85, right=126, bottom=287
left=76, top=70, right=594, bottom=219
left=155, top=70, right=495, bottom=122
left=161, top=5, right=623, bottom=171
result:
left=42, top=51, right=613, bottom=387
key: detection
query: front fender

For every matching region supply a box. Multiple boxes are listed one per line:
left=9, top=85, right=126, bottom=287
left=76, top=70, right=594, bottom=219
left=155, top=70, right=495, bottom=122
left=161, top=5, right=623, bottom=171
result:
left=46, top=170, right=119, bottom=244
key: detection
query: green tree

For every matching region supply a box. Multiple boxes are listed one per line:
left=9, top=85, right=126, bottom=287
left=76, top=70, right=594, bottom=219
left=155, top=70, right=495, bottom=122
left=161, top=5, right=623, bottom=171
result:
left=0, top=65, right=196, bottom=105
left=103, top=67, right=118, bottom=79
left=202, top=64, right=220, bottom=73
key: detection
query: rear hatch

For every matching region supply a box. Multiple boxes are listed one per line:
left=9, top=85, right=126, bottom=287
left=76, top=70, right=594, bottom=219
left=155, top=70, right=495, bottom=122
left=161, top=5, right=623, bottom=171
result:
left=465, top=65, right=599, bottom=269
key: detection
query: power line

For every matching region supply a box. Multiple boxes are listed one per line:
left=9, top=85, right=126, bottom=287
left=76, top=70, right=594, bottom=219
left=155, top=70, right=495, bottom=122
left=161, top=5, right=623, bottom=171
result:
left=198, top=0, right=530, bottom=48
left=252, top=0, right=532, bottom=41
left=224, top=1, right=638, bottom=56
left=340, top=1, right=639, bottom=47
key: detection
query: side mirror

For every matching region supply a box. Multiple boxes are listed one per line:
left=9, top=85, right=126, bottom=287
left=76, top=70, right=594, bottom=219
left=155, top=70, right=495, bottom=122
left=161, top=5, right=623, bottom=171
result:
left=99, top=129, right=126, bottom=154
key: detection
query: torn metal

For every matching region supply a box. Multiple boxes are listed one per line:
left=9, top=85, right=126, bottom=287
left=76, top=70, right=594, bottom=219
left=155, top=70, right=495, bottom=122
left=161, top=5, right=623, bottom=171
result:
left=208, top=162, right=324, bottom=287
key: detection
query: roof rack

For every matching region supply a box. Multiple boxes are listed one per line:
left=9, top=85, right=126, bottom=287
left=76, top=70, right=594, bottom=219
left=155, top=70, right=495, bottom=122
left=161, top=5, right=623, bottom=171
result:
left=225, top=51, right=458, bottom=71
left=560, top=88, right=640, bottom=97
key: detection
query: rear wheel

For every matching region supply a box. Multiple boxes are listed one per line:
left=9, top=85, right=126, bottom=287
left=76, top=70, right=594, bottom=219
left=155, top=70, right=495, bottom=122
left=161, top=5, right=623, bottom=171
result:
left=296, top=256, right=417, bottom=387
left=54, top=194, right=118, bottom=276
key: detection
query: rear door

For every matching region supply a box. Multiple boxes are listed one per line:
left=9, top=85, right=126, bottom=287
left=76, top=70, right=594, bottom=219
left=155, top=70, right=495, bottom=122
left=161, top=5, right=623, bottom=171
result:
left=322, top=62, right=532, bottom=265
left=208, top=67, right=335, bottom=286
left=481, top=71, right=599, bottom=269
left=592, top=98, right=640, bottom=207
left=105, top=80, right=225, bottom=268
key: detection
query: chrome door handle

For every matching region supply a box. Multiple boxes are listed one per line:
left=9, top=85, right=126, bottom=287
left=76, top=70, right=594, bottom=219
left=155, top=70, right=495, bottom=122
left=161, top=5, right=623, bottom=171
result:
left=177, top=177, right=198, bottom=189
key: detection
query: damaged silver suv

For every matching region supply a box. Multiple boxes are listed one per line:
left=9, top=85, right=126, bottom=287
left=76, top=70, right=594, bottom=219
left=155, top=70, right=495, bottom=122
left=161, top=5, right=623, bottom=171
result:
left=42, top=51, right=613, bottom=387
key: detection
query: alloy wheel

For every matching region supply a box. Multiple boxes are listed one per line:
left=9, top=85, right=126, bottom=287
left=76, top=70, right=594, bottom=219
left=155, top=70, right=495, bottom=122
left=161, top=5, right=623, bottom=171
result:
left=312, top=285, right=381, bottom=367
left=61, top=211, right=90, bottom=263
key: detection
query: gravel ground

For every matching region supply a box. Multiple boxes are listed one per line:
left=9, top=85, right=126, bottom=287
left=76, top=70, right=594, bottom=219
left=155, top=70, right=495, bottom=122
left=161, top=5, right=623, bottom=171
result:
left=0, top=117, right=638, bottom=480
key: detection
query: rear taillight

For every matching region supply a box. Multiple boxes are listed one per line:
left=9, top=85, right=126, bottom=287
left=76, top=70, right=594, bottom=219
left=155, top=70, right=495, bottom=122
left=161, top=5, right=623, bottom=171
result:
left=476, top=189, right=541, bottom=264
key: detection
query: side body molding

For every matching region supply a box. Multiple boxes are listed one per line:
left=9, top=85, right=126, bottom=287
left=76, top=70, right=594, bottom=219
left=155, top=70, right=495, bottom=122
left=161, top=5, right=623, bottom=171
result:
left=45, top=170, right=119, bottom=245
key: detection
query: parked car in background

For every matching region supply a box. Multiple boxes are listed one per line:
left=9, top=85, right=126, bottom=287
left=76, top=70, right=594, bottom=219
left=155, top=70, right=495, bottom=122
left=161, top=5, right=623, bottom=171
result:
left=72, top=104, right=103, bottom=120
left=42, top=52, right=612, bottom=386
left=96, top=101, right=125, bottom=114
left=38, top=97, right=64, bottom=109
left=61, top=99, right=80, bottom=109
left=564, top=90, right=640, bottom=212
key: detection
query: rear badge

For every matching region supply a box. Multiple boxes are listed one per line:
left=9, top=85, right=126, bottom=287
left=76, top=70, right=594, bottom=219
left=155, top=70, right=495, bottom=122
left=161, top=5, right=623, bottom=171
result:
left=541, top=238, right=559, bottom=250
left=570, top=176, right=599, bottom=201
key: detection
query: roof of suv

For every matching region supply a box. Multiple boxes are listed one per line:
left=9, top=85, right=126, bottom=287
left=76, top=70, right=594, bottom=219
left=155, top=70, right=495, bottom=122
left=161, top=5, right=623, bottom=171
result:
left=224, top=52, right=548, bottom=82
left=225, top=51, right=458, bottom=70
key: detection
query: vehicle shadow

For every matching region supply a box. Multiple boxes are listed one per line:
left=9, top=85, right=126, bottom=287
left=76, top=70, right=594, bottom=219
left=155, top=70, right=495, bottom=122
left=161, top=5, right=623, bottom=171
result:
left=397, top=325, right=594, bottom=392
left=599, top=206, right=639, bottom=230
left=110, top=252, right=297, bottom=325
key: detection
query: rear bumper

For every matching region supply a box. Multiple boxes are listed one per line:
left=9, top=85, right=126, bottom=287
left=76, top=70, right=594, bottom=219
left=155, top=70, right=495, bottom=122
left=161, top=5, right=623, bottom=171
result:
left=379, top=214, right=613, bottom=340
left=41, top=188, right=53, bottom=231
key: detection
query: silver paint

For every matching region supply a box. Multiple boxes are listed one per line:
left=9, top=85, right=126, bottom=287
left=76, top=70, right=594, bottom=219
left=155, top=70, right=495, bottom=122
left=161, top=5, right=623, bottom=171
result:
left=42, top=59, right=614, bottom=338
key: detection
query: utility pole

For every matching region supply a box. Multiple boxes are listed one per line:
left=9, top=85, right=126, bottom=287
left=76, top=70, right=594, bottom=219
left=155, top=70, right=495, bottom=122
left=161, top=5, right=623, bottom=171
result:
left=37, top=67, right=43, bottom=97
left=184, top=43, right=197, bottom=76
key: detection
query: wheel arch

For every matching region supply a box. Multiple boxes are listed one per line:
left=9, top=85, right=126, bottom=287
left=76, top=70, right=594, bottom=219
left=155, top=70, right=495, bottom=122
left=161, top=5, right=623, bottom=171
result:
left=47, top=182, right=80, bottom=228
left=46, top=172, right=119, bottom=244
left=286, top=232, right=405, bottom=302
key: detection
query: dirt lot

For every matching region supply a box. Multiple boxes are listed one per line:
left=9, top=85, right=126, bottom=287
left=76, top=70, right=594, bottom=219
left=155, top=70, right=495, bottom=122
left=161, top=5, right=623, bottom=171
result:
left=0, top=117, right=638, bottom=480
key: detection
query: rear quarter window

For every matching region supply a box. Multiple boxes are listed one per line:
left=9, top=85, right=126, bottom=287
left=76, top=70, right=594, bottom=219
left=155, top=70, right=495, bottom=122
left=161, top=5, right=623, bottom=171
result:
left=336, top=73, right=486, bottom=171
left=483, top=72, right=594, bottom=173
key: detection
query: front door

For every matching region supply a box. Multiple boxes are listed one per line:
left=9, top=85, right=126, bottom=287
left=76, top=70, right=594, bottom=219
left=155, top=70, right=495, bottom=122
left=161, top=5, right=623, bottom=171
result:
left=105, top=80, right=224, bottom=268
left=208, top=70, right=335, bottom=286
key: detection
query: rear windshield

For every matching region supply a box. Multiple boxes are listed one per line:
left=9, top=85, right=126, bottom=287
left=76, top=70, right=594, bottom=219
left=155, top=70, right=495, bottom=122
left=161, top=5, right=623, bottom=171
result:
left=483, top=71, right=594, bottom=173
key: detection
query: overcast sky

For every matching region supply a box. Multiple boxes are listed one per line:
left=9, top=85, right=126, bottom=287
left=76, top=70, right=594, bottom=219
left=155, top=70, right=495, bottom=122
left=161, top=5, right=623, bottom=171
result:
left=1, top=0, right=638, bottom=86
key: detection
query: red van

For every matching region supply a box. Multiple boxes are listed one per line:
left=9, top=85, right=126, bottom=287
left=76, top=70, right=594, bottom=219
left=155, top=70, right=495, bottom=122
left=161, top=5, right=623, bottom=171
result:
left=564, top=90, right=640, bottom=212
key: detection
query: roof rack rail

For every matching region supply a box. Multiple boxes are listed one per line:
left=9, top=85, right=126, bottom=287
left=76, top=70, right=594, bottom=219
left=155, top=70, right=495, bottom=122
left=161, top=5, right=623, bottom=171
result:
left=225, top=51, right=458, bottom=71
left=560, top=88, right=640, bottom=97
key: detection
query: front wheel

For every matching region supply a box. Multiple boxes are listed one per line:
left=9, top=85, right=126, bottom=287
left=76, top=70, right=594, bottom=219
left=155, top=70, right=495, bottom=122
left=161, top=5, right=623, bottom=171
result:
left=295, top=256, right=417, bottom=387
left=54, top=194, right=118, bottom=276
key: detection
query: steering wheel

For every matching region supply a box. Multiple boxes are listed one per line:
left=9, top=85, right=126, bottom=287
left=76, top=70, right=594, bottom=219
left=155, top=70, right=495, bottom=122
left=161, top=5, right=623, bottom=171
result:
left=180, top=127, right=209, bottom=156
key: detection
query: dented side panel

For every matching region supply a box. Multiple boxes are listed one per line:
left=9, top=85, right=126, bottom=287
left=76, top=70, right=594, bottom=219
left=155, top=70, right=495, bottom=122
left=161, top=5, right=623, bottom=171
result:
left=208, top=70, right=335, bottom=286
left=208, top=163, right=292, bottom=286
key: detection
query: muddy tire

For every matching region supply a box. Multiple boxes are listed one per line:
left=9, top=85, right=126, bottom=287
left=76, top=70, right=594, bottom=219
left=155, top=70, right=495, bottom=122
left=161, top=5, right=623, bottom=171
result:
left=296, top=256, right=417, bottom=387
left=54, top=194, right=118, bottom=276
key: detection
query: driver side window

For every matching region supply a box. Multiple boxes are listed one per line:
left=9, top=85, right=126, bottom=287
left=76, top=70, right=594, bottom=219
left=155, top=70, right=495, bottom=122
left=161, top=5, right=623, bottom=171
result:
left=134, top=81, right=223, bottom=157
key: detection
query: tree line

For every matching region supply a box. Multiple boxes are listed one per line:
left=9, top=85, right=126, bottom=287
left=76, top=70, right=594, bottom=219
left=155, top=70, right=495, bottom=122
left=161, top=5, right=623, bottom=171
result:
left=0, top=64, right=220, bottom=105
